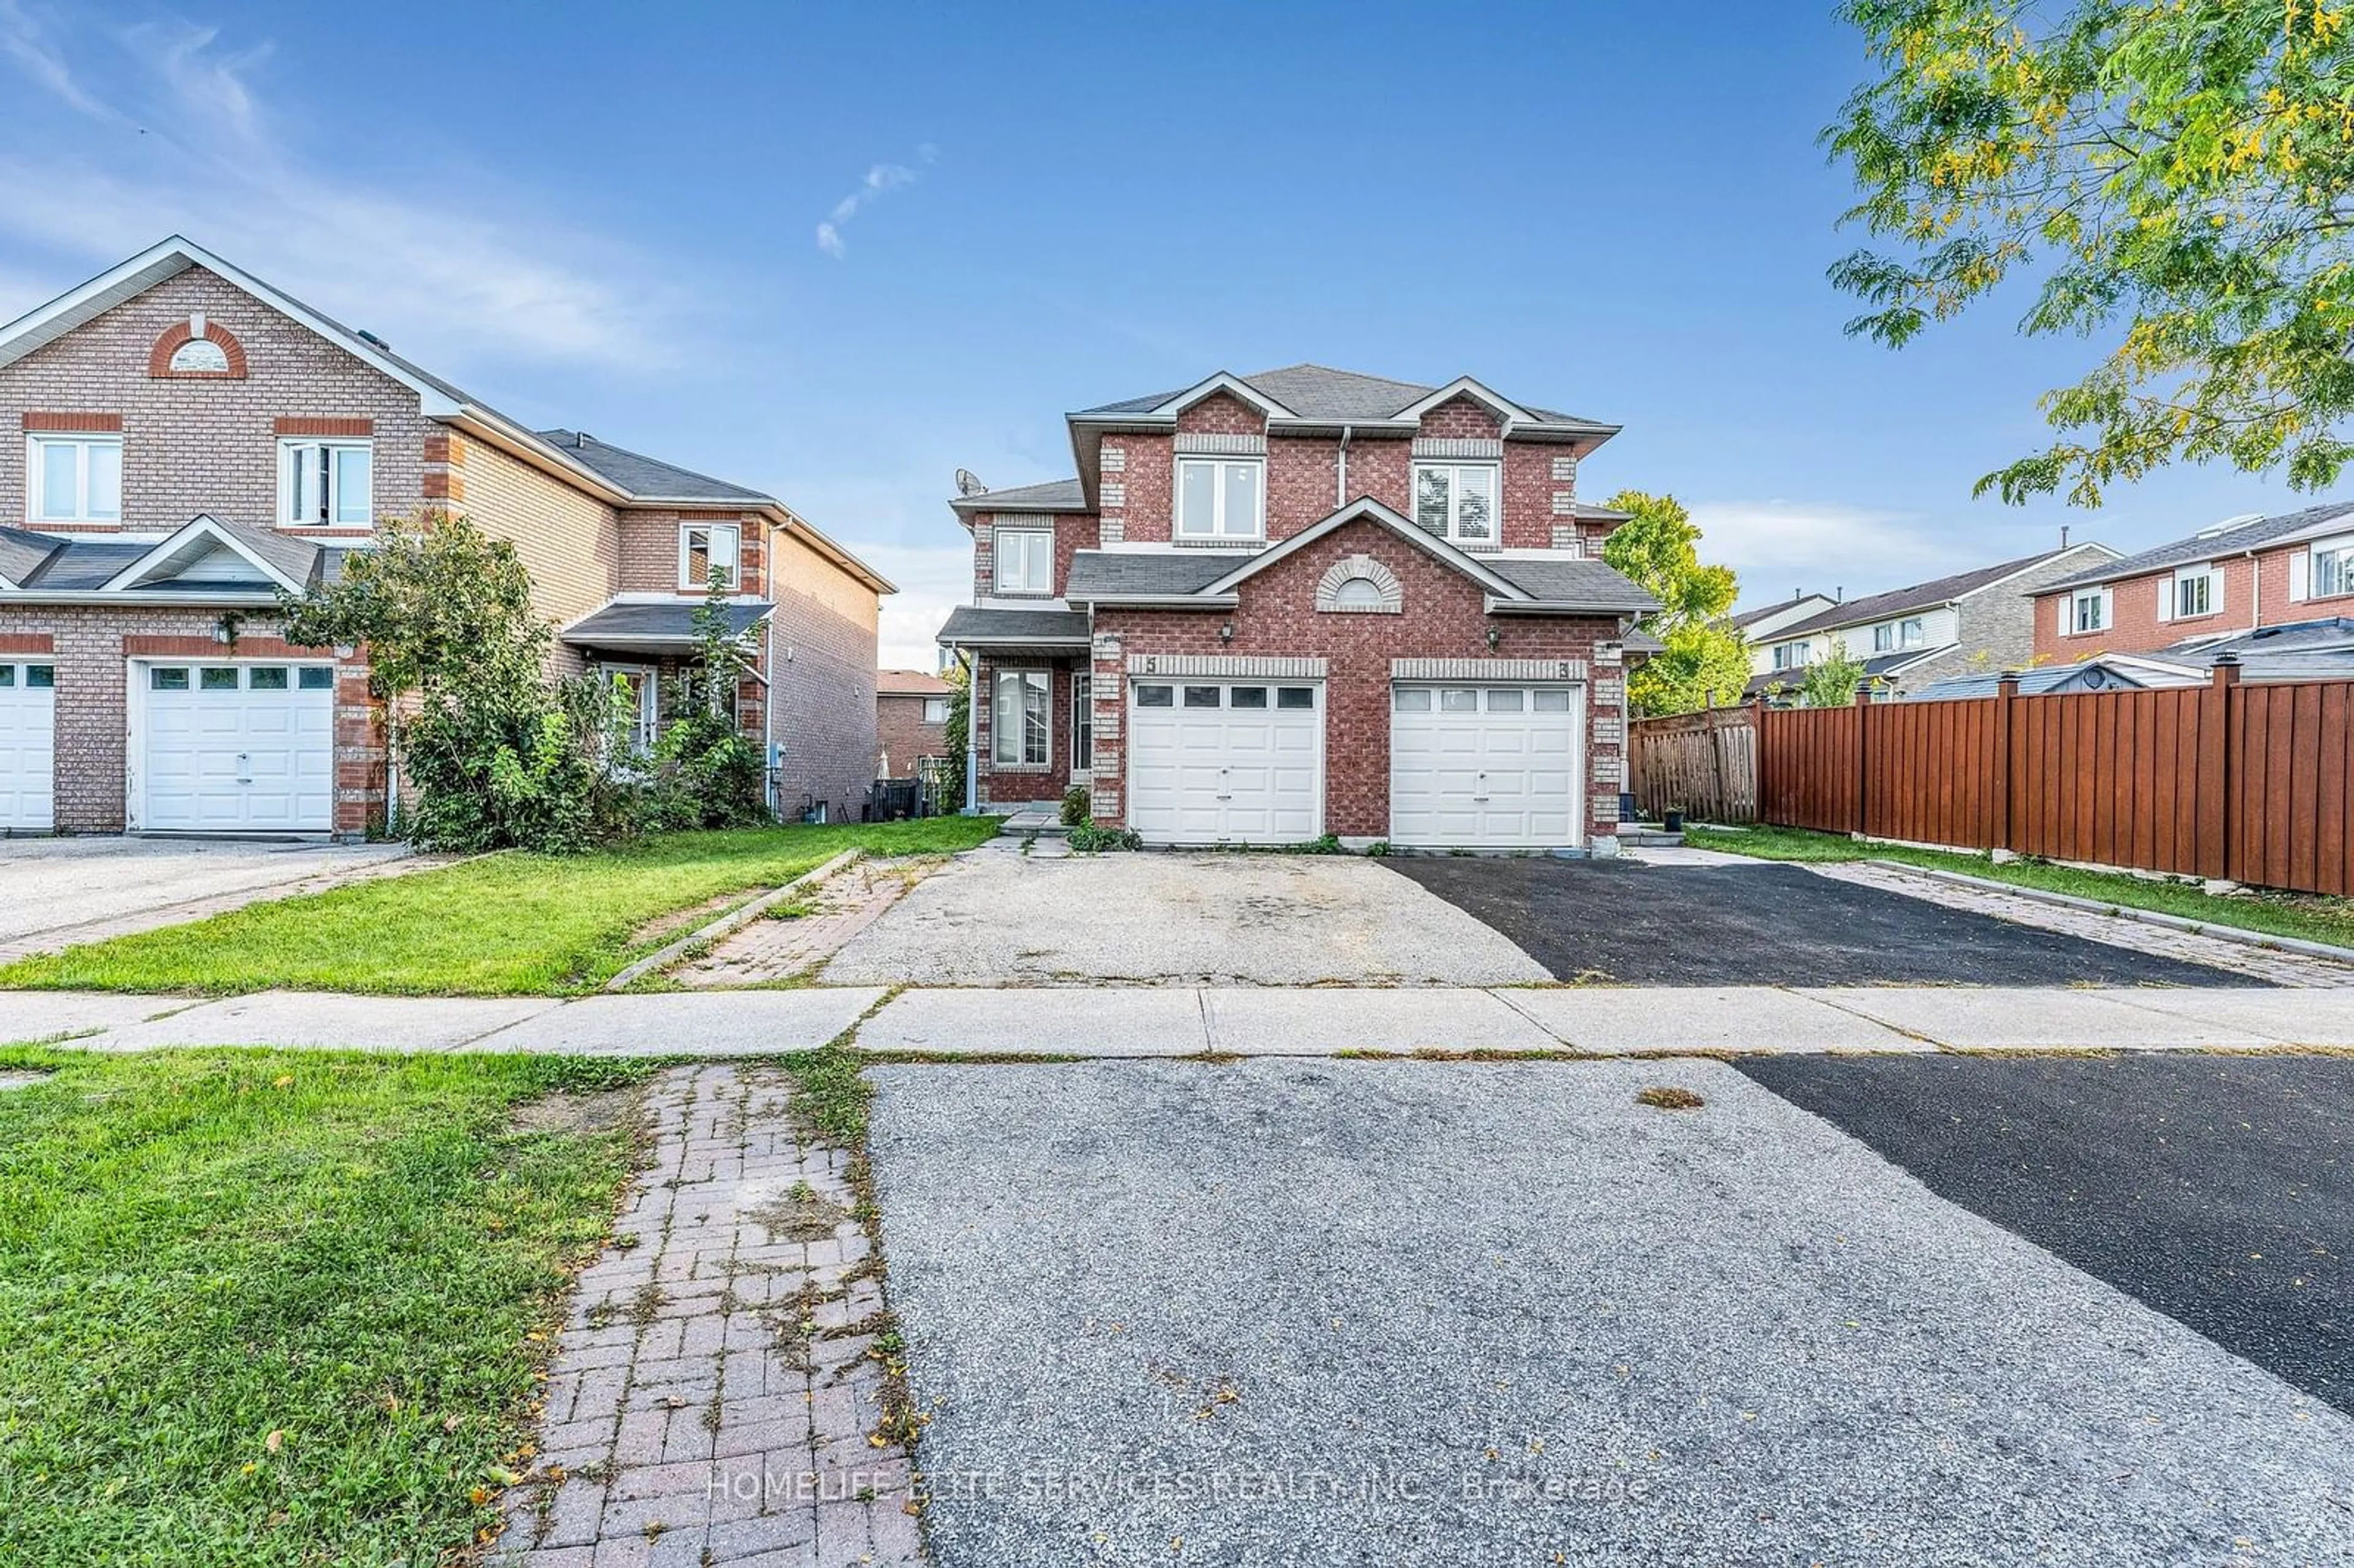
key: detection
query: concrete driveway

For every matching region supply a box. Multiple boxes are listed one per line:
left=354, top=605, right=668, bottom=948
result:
left=870, top=1057, right=2354, bottom=1566
left=0, top=837, right=419, bottom=960
left=821, top=848, right=1548, bottom=986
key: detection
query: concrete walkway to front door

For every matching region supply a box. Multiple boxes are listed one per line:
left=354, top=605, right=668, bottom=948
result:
left=15, top=981, right=2354, bottom=1057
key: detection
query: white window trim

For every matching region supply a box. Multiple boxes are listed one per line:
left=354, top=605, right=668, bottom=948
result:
left=921, top=696, right=950, bottom=725
left=26, top=432, right=123, bottom=524
left=993, top=528, right=1054, bottom=595
left=1173, top=457, right=1266, bottom=541
left=599, top=663, right=661, bottom=751
left=276, top=436, right=373, bottom=528
left=2066, top=587, right=2111, bottom=636
left=678, top=523, right=742, bottom=591
left=1070, top=673, right=1093, bottom=775
left=991, top=668, right=1051, bottom=769
left=1411, top=460, right=1501, bottom=544
left=2165, top=563, right=2220, bottom=621
left=2302, top=536, right=2354, bottom=601
left=1872, top=622, right=1895, bottom=652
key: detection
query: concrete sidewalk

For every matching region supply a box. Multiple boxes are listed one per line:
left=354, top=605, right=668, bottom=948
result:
left=9, top=982, right=2353, bottom=1058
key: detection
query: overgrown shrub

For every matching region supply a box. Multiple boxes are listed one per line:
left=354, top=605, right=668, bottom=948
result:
left=631, top=587, right=770, bottom=831
left=1059, top=785, right=1092, bottom=827
left=1067, top=823, right=1143, bottom=853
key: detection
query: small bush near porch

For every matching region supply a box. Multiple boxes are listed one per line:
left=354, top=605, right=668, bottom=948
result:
left=0, top=818, right=997, bottom=997
left=0, top=1046, right=650, bottom=1567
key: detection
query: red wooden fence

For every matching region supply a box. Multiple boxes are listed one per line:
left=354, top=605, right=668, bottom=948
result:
left=1753, top=664, right=2354, bottom=897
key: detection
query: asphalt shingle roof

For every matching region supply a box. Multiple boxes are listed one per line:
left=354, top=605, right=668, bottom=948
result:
left=1076, top=365, right=1607, bottom=427
left=938, top=606, right=1094, bottom=646
left=561, top=600, right=772, bottom=644
left=948, top=476, right=1089, bottom=512
left=1064, top=552, right=1253, bottom=599
left=2041, top=502, right=2354, bottom=592
left=1773, top=550, right=2079, bottom=637
left=538, top=430, right=771, bottom=504
left=1488, top=557, right=1657, bottom=611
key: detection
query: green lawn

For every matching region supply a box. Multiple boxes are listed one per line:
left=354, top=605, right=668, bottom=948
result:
left=0, top=1046, right=652, bottom=1568
left=0, top=817, right=996, bottom=997
left=1688, top=824, right=2354, bottom=951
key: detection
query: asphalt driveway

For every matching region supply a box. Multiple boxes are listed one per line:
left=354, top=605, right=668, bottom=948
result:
left=1391, top=856, right=2257, bottom=986
left=1743, top=1051, right=2354, bottom=1413
left=869, top=1058, right=2354, bottom=1566
left=0, top=837, right=416, bottom=960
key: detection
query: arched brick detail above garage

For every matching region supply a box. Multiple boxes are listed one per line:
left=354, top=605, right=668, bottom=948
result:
left=148, top=314, right=248, bottom=379
left=1315, top=552, right=1403, bottom=614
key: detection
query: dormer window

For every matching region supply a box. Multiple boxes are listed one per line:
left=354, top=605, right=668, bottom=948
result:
left=1175, top=458, right=1263, bottom=541
left=1412, top=462, right=1497, bottom=544
left=680, top=523, right=741, bottom=590
left=278, top=438, right=371, bottom=527
left=29, top=432, right=122, bottom=523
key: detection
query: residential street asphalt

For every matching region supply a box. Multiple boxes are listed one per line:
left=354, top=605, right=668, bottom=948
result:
left=1389, top=858, right=2261, bottom=986
left=1743, top=1050, right=2354, bottom=1414
left=867, top=1057, right=2354, bottom=1567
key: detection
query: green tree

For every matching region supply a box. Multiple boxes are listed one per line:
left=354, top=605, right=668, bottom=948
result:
left=1788, top=647, right=1878, bottom=709
left=1827, top=0, right=2354, bottom=504
left=642, top=572, right=769, bottom=829
left=938, top=660, right=970, bottom=810
left=1599, top=489, right=1751, bottom=715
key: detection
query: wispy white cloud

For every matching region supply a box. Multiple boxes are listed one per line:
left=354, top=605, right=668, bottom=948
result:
left=815, top=148, right=934, bottom=260
left=0, top=7, right=685, bottom=371
left=1691, top=498, right=2003, bottom=609
left=852, top=541, right=973, bottom=672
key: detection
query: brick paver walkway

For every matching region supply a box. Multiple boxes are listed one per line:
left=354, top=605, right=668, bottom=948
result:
left=495, top=1065, right=922, bottom=1567
left=1815, top=862, right=2354, bottom=988
left=676, top=862, right=932, bottom=988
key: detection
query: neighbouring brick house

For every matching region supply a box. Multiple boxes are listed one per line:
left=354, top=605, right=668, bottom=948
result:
left=0, top=236, right=888, bottom=837
left=875, top=668, right=951, bottom=777
left=2028, top=501, right=2354, bottom=662
left=939, top=367, right=1656, bottom=850
left=1744, top=541, right=2121, bottom=701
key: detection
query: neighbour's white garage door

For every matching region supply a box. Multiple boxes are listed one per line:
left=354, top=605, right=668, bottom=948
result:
left=1127, top=679, right=1322, bottom=844
left=0, top=660, right=56, bottom=832
left=138, top=662, right=337, bottom=832
left=1389, top=683, right=1582, bottom=849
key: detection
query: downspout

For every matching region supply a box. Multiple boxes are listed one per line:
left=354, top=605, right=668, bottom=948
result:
left=959, top=645, right=979, bottom=815
left=2244, top=546, right=2262, bottom=631
left=1336, top=425, right=1353, bottom=508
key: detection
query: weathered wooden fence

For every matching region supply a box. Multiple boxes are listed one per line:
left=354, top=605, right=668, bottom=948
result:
left=1752, top=664, right=2354, bottom=896
left=1628, top=706, right=1758, bottom=823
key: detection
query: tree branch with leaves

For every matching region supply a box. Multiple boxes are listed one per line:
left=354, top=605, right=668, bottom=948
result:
left=1598, top=489, right=1752, bottom=715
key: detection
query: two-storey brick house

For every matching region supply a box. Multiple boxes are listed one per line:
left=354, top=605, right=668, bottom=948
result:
left=2030, top=501, right=2354, bottom=661
left=0, top=237, right=888, bottom=836
left=940, top=367, right=1656, bottom=850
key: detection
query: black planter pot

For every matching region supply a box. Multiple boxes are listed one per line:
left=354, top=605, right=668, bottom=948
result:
left=1663, top=810, right=1686, bottom=832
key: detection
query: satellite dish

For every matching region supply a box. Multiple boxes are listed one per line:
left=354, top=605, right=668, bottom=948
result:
left=954, top=468, right=988, bottom=497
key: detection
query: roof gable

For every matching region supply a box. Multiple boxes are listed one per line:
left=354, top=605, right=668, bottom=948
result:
left=1200, top=499, right=1533, bottom=601
left=1772, top=547, right=2097, bottom=637
left=99, top=515, right=316, bottom=595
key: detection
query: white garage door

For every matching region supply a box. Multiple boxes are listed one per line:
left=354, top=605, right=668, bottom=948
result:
left=139, top=662, right=337, bottom=832
left=0, top=660, right=56, bottom=832
left=1127, top=679, right=1322, bottom=844
left=1389, top=683, right=1582, bottom=849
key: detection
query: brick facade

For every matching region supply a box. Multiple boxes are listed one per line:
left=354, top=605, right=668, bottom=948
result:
left=2030, top=545, right=2354, bottom=661
left=767, top=528, right=878, bottom=823
left=876, top=691, right=948, bottom=777
left=1083, top=517, right=1624, bottom=840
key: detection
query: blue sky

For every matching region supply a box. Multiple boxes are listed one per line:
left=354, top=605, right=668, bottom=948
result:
left=0, top=1, right=2317, bottom=667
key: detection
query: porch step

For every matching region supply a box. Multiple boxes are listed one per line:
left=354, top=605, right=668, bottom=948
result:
left=1617, top=827, right=1686, bottom=848
left=996, top=809, right=1069, bottom=838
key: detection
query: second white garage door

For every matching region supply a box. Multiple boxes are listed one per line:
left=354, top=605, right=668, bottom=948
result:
left=1389, top=683, right=1582, bottom=849
left=1127, top=680, right=1322, bottom=844
left=137, top=663, right=337, bottom=832
left=0, top=660, right=56, bottom=832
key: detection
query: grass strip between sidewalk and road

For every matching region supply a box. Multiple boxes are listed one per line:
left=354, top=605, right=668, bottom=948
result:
left=0, top=1045, right=655, bottom=1568
left=1688, top=824, right=2354, bottom=953
left=0, top=818, right=996, bottom=999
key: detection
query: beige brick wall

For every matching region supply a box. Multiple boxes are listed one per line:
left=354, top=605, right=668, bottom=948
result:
left=766, top=528, right=878, bottom=821
left=448, top=438, right=622, bottom=671
left=0, top=267, right=429, bottom=534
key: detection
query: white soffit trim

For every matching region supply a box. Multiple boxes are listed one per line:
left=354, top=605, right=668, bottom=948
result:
left=1392, top=376, right=1535, bottom=428
left=1145, top=371, right=1297, bottom=421
left=1200, top=498, right=1531, bottom=601
left=98, top=514, right=310, bottom=595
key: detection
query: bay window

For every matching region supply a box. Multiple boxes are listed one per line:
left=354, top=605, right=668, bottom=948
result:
left=278, top=438, right=372, bottom=527
left=1411, top=462, right=1497, bottom=544
left=1175, top=458, right=1263, bottom=540
left=29, top=433, right=121, bottom=523
left=992, top=669, right=1050, bottom=766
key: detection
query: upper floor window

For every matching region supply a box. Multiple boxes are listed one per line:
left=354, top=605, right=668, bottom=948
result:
left=2071, top=588, right=2108, bottom=634
left=680, top=523, right=740, bottom=590
left=2171, top=563, right=2217, bottom=619
left=2312, top=539, right=2353, bottom=599
left=1412, top=462, right=1497, bottom=544
left=921, top=696, right=950, bottom=725
left=1771, top=641, right=1810, bottom=671
left=29, top=433, right=121, bottom=523
left=278, top=438, right=371, bottom=527
left=1175, top=458, right=1263, bottom=541
left=994, top=528, right=1053, bottom=594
